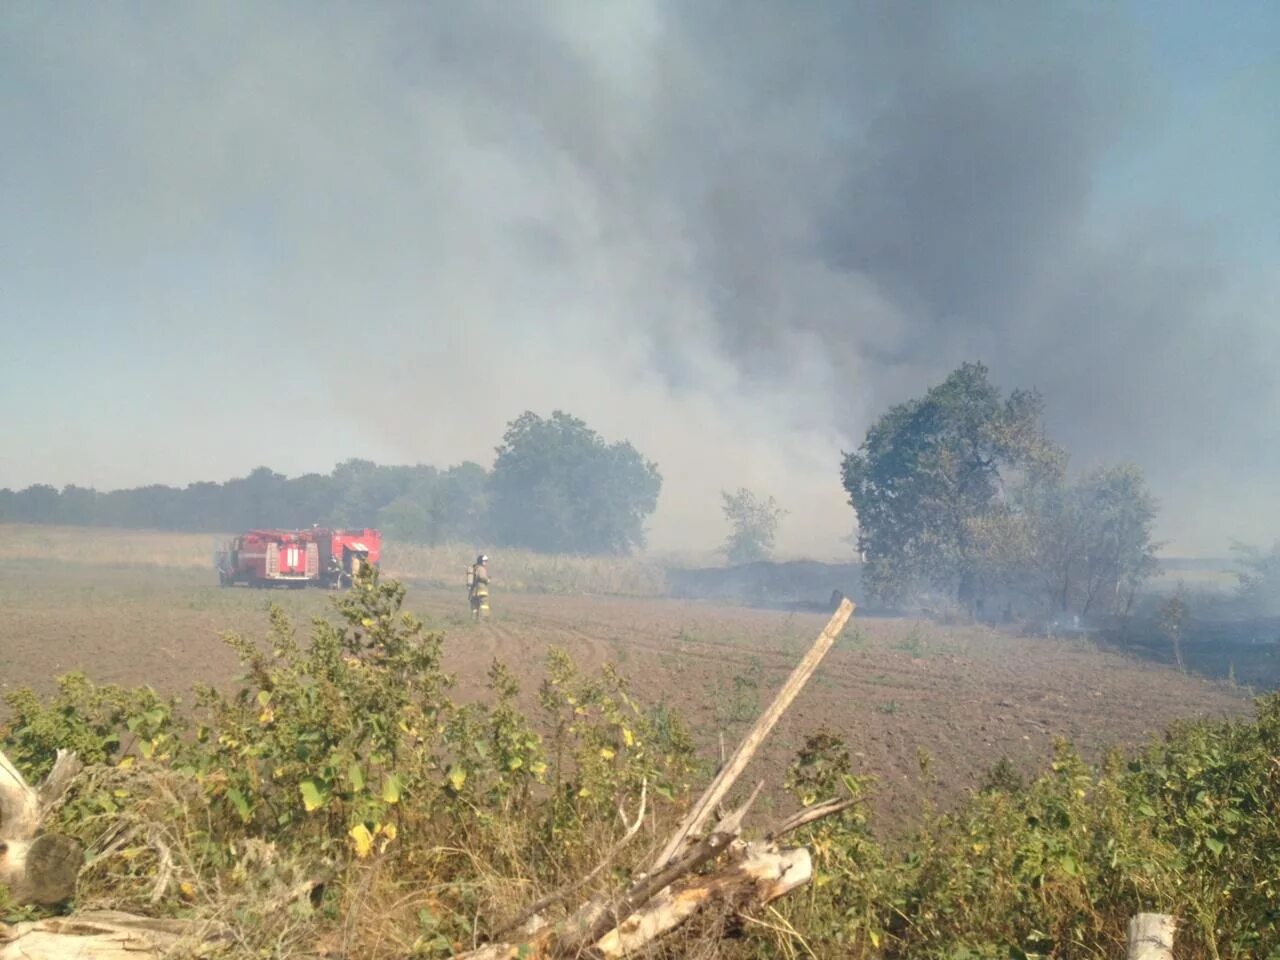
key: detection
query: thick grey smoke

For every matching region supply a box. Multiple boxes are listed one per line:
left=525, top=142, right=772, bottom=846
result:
left=2, top=2, right=1276, bottom=555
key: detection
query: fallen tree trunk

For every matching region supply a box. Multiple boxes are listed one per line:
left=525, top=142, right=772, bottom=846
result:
left=0, top=910, right=220, bottom=960
left=1127, top=913, right=1176, bottom=960
left=594, top=841, right=811, bottom=958
left=455, top=841, right=812, bottom=960
left=0, top=749, right=83, bottom=907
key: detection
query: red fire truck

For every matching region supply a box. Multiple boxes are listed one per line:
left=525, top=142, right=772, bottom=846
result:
left=216, top=529, right=320, bottom=588
left=313, top=528, right=382, bottom=587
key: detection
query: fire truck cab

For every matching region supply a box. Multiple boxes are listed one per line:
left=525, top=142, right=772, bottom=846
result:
left=314, top=528, right=382, bottom=587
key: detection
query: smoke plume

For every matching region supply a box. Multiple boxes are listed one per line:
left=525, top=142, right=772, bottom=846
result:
left=2, top=2, right=1276, bottom=555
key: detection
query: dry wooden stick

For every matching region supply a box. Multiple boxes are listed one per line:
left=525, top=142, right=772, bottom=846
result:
left=649, top=599, right=855, bottom=872
left=594, top=844, right=813, bottom=958
left=767, top=796, right=860, bottom=841
left=36, top=752, right=83, bottom=820
left=0, top=910, right=224, bottom=960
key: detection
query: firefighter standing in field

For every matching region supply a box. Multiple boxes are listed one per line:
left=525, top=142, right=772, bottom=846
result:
left=467, top=554, right=490, bottom=619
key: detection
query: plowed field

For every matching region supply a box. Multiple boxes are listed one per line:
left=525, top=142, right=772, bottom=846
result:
left=0, top=558, right=1251, bottom=830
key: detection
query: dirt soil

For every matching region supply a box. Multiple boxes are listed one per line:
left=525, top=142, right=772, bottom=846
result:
left=0, top=559, right=1253, bottom=832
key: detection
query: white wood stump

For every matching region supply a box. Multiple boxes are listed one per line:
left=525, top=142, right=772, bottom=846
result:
left=1127, top=913, right=1176, bottom=960
left=0, top=750, right=83, bottom=907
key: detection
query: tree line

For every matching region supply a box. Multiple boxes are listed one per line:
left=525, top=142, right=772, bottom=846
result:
left=0, top=411, right=662, bottom=555
left=7, top=365, right=1256, bottom=623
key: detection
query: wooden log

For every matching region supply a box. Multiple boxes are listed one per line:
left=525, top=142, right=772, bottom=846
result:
left=454, top=840, right=812, bottom=960
left=594, top=842, right=811, bottom=958
left=767, top=796, right=859, bottom=840
left=1127, top=913, right=1176, bottom=960
left=649, top=598, right=854, bottom=872
left=0, top=750, right=84, bottom=907
left=0, top=910, right=219, bottom=960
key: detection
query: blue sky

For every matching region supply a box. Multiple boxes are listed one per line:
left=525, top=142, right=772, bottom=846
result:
left=1105, top=0, right=1279, bottom=258
left=1, top=2, right=1276, bottom=555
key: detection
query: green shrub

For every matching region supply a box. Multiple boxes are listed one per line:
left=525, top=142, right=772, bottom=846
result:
left=771, top=709, right=1280, bottom=959
left=1, top=673, right=177, bottom=777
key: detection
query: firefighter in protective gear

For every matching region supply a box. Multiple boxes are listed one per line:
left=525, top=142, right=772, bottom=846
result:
left=468, top=554, right=490, bottom=619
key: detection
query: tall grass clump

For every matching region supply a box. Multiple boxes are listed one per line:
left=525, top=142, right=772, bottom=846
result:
left=0, top=523, right=215, bottom=569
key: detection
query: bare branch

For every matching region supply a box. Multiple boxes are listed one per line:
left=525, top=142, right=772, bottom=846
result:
left=553, top=783, right=764, bottom=956
left=594, top=843, right=813, bottom=958
left=767, top=796, right=860, bottom=841
left=37, top=751, right=83, bottom=820
left=650, top=599, right=855, bottom=872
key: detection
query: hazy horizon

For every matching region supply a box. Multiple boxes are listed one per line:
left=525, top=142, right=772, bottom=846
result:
left=3, top=2, right=1277, bottom=558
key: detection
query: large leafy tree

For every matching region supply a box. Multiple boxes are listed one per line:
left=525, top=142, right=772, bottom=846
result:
left=488, top=411, right=661, bottom=554
left=841, top=362, right=1056, bottom=605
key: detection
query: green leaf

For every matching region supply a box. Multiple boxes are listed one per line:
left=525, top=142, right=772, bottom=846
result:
left=227, top=787, right=251, bottom=822
left=300, top=779, right=328, bottom=812
left=382, top=773, right=404, bottom=804
left=1205, top=836, right=1225, bottom=856
left=348, top=762, right=365, bottom=793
